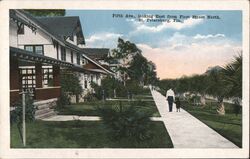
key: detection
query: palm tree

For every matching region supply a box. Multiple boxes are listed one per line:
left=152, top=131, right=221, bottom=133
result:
left=189, top=74, right=208, bottom=106
left=205, top=53, right=242, bottom=115
left=222, top=54, right=242, bottom=99
left=206, top=67, right=226, bottom=115
left=222, top=54, right=242, bottom=115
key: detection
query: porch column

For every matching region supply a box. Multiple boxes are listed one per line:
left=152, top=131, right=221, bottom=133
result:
left=10, top=57, right=20, bottom=104
left=10, top=57, right=20, bottom=90
left=53, top=65, right=60, bottom=86
left=35, top=63, right=43, bottom=88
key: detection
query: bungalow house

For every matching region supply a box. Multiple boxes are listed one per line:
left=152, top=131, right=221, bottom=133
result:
left=9, top=9, right=114, bottom=119
left=82, top=48, right=110, bottom=64
left=35, top=16, right=114, bottom=97
left=81, top=48, right=116, bottom=80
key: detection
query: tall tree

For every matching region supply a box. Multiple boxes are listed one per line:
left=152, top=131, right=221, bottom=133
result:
left=25, top=9, right=65, bottom=17
left=188, top=74, right=208, bottom=105
left=128, top=53, right=148, bottom=86
left=205, top=67, right=227, bottom=115
left=159, top=54, right=242, bottom=115
left=111, top=38, right=142, bottom=86
left=222, top=54, right=242, bottom=99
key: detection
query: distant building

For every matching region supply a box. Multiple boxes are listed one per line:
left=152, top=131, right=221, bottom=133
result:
left=205, top=65, right=223, bottom=74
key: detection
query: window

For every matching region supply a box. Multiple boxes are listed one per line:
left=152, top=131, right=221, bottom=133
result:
left=84, top=80, right=88, bottom=89
left=20, top=67, right=36, bottom=96
left=77, top=54, right=80, bottom=65
left=42, top=66, right=53, bottom=87
left=91, top=75, right=93, bottom=83
left=82, top=58, right=88, bottom=65
left=20, top=67, right=36, bottom=89
left=24, top=45, right=44, bottom=55
left=61, top=47, right=66, bottom=61
left=17, top=23, right=24, bottom=34
left=35, top=46, right=43, bottom=54
left=24, top=46, right=33, bottom=52
left=71, top=51, right=74, bottom=63
left=82, top=58, right=85, bottom=65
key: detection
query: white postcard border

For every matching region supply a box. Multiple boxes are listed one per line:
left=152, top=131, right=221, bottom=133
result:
left=0, top=0, right=249, bottom=158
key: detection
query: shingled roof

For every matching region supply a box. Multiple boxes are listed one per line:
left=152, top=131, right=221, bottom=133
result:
left=37, top=16, right=85, bottom=45
left=81, top=48, right=109, bottom=59
left=10, top=10, right=114, bottom=76
left=11, top=10, right=65, bottom=46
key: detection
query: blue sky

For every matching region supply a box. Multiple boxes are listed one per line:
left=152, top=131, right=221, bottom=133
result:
left=66, top=10, right=242, bottom=79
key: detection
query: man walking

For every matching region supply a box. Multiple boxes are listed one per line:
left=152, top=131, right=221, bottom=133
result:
left=166, top=88, right=175, bottom=112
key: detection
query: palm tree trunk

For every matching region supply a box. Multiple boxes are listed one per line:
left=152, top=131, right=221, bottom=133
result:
left=114, top=89, right=117, bottom=98
left=76, top=94, right=79, bottom=103
left=200, top=94, right=206, bottom=106
left=217, top=97, right=225, bottom=115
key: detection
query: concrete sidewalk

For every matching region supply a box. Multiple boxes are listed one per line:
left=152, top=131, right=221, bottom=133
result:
left=42, top=115, right=101, bottom=121
left=42, top=115, right=162, bottom=122
left=151, top=89, right=238, bottom=148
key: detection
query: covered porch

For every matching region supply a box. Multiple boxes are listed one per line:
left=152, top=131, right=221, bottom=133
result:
left=10, top=47, right=81, bottom=105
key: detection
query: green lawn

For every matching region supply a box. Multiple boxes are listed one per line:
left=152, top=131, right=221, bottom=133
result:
left=11, top=120, right=173, bottom=148
left=11, top=88, right=172, bottom=148
left=58, top=100, right=160, bottom=117
left=133, top=95, right=154, bottom=100
left=182, top=100, right=242, bottom=147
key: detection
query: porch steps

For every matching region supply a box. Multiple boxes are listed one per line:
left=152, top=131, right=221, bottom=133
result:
left=34, top=98, right=57, bottom=120
left=35, top=110, right=57, bottom=120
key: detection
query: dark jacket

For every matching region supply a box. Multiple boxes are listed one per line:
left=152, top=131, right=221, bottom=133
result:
left=167, top=96, right=174, bottom=103
left=175, top=100, right=181, bottom=108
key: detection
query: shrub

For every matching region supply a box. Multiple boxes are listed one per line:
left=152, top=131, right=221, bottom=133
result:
left=91, top=77, right=127, bottom=99
left=126, top=80, right=144, bottom=95
left=190, top=95, right=201, bottom=105
left=131, top=100, right=146, bottom=107
left=10, top=94, right=36, bottom=125
left=91, top=77, right=146, bottom=99
left=56, top=93, right=70, bottom=110
left=60, top=71, right=82, bottom=103
left=91, top=82, right=103, bottom=100
left=10, top=94, right=36, bottom=144
left=98, top=101, right=152, bottom=141
left=83, top=92, right=97, bottom=102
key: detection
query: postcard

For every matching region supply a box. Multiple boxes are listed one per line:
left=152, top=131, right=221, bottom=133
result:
left=0, top=0, right=249, bottom=158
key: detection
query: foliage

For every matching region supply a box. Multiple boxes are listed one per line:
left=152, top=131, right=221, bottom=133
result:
left=98, top=102, right=152, bottom=141
left=10, top=94, right=36, bottom=144
left=10, top=94, right=36, bottom=125
left=25, top=9, right=65, bottom=17
left=83, top=92, right=97, bottom=102
left=60, top=71, right=83, bottom=103
left=91, top=76, right=148, bottom=99
left=56, top=93, right=71, bottom=109
left=222, top=54, right=242, bottom=98
left=91, top=77, right=127, bottom=99
left=112, top=38, right=141, bottom=60
left=128, top=54, right=157, bottom=86
left=125, top=80, right=145, bottom=96
left=110, top=38, right=158, bottom=86
left=158, top=54, right=242, bottom=115
left=205, top=67, right=225, bottom=100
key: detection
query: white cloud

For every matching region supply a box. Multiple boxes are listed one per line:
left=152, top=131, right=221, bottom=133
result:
left=85, top=32, right=123, bottom=48
left=156, top=32, right=230, bottom=49
left=193, top=33, right=225, bottom=40
left=137, top=34, right=241, bottom=79
left=130, top=18, right=204, bottom=34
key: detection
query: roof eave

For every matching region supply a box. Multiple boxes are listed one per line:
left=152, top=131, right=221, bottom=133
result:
left=15, top=10, right=65, bottom=46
